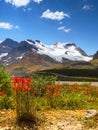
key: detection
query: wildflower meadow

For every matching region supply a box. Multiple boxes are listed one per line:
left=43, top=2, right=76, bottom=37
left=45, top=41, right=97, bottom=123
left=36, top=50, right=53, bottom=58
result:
left=0, top=66, right=98, bottom=121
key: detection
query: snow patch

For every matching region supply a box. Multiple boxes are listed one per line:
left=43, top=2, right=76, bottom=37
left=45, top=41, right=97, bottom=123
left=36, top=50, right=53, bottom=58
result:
left=16, top=53, right=24, bottom=60
left=0, top=53, right=8, bottom=59
left=26, top=40, right=93, bottom=62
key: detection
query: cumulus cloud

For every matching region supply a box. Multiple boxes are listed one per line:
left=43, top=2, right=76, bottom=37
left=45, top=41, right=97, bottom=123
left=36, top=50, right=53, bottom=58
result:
left=33, top=0, right=43, bottom=4
left=5, top=0, right=30, bottom=7
left=82, top=5, right=94, bottom=10
left=58, top=26, right=71, bottom=33
left=41, top=9, right=70, bottom=21
left=0, top=22, right=19, bottom=29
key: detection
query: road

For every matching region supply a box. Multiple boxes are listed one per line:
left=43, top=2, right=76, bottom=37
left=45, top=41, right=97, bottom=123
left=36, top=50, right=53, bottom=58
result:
left=56, top=81, right=98, bottom=86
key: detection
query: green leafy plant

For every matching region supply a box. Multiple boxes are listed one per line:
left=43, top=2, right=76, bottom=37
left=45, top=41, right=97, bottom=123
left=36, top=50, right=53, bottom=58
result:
left=0, top=66, right=13, bottom=109
left=32, top=75, right=56, bottom=97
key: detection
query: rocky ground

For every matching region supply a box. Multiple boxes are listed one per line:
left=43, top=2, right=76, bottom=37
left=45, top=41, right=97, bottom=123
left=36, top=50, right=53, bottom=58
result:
left=0, top=109, right=98, bottom=130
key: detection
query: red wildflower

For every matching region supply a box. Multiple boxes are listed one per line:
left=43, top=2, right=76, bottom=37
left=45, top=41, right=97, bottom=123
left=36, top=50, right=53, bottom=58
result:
left=83, top=91, right=87, bottom=95
left=13, top=77, right=20, bottom=84
left=69, top=86, right=74, bottom=91
left=54, top=92, right=59, bottom=97
left=0, top=91, right=5, bottom=96
left=46, top=89, right=51, bottom=95
left=22, top=87, right=31, bottom=92
left=55, top=84, right=62, bottom=91
left=12, top=77, right=32, bottom=92
left=74, top=83, right=79, bottom=87
left=14, top=85, right=22, bottom=91
left=85, top=86, right=92, bottom=93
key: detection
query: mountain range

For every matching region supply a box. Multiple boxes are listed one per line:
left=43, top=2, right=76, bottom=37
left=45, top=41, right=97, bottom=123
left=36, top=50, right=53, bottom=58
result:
left=0, top=38, right=93, bottom=66
left=1, top=38, right=98, bottom=76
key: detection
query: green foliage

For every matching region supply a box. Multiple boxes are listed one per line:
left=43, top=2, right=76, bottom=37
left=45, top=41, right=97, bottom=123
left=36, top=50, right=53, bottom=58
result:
left=32, top=97, right=50, bottom=111
left=0, top=66, right=13, bottom=109
left=12, top=75, right=98, bottom=111
left=32, top=75, right=57, bottom=97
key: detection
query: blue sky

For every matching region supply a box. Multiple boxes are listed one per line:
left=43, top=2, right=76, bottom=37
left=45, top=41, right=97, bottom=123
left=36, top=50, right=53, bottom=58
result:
left=0, top=0, right=98, bottom=55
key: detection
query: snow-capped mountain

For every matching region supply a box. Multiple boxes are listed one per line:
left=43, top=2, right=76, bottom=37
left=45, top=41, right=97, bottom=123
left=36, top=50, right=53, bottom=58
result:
left=0, top=38, right=92, bottom=66
left=25, top=40, right=92, bottom=62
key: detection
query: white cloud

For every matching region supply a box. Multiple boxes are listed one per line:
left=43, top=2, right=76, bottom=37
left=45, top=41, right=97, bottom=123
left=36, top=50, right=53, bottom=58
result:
left=23, top=7, right=32, bottom=12
left=82, top=5, right=94, bottom=10
left=5, top=0, right=30, bottom=7
left=33, top=0, right=43, bottom=4
left=41, top=9, right=70, bottom=21
left=58, top=26, right=71, bottom=33
left=0, top=22, right=19, bottom=29
left=14, top=25, right=19, bottom=29
left=63, top=28, right=71, bottom=33
left=0, top=22, right=13, bottom=29
left=58, top=26, right=65, bottom=30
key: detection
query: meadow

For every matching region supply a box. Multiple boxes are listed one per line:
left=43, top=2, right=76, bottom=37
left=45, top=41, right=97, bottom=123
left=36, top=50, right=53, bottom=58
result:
left=0, top=66, right=98, bottom=122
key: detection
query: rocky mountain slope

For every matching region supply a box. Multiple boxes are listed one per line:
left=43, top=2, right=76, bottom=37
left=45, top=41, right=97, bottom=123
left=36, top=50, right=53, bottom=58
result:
left=0, top=38, right=19, bottom=56
left=93, top=51, right=98, bottom=59
left=0, top=38, right=92, bottom=67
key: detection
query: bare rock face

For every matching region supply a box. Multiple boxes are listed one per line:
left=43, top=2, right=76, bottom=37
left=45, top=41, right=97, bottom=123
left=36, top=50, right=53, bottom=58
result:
left=93, top=51, right=98, bottom=59
left=0, top=38, right=19, bottom=54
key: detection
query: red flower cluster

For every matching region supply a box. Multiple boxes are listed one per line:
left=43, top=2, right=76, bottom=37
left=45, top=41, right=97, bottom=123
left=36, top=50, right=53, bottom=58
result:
left=65, top=83, right=80, bottom=93
left=12, top=77, right=32, bottom=92
left=46, top=84, right=62, bottom=97
left=83, top=86, right=92, bottom=95
left=0, top=90, right=5, bottom=96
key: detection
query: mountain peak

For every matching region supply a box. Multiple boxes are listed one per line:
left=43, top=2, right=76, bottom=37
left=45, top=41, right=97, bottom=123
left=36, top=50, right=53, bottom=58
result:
left=0, top=38, right=93, bottom=66
left=52, top=42, right=64, bottom=49
left=35, top=40, right=41, bottom=43
left=0, top=38, right=19, bottom=55
left=3, top=38, right=16, bottom=43
left=2, top=38, right=19, bottom=47
left=5, top=38, right=13, bottom=40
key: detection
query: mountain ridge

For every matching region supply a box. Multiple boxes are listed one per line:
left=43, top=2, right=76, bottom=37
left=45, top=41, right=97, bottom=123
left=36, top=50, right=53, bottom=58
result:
left=0, top=38, right=93, bottom=67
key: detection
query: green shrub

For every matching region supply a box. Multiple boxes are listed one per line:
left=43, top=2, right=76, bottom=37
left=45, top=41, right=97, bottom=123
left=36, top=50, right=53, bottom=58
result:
left=0, top=66, right=13, bottom=109
left=32, top=75, right=57, bottom=97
